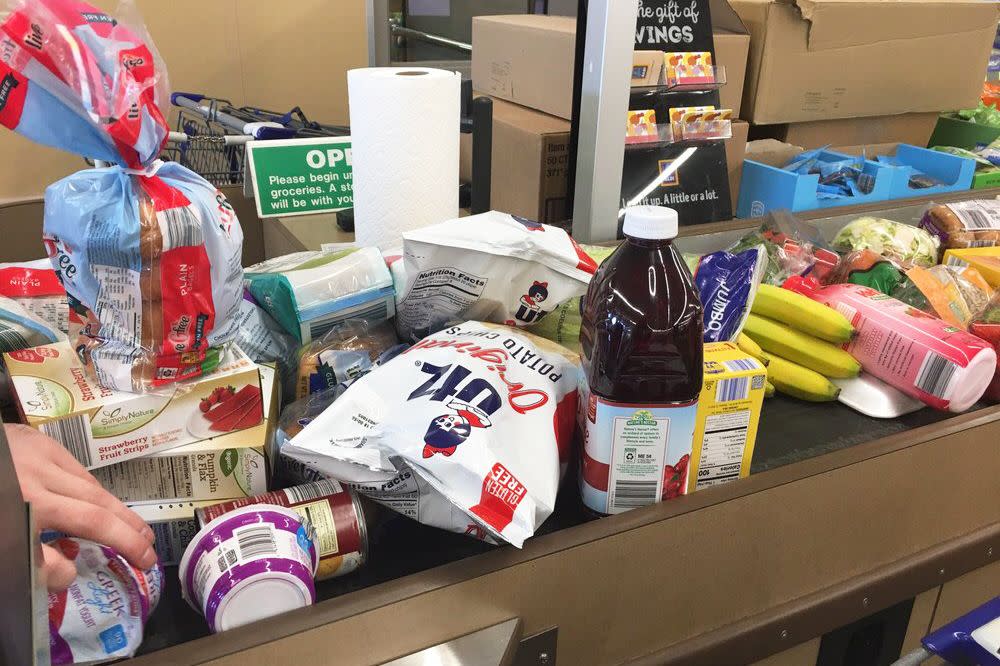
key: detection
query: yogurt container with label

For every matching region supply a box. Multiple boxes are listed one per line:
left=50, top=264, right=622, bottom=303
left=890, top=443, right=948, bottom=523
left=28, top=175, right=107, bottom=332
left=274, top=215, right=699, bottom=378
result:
left=48, top=538, right=163, bottom=665
left=179, top=504, right=318, bottom=633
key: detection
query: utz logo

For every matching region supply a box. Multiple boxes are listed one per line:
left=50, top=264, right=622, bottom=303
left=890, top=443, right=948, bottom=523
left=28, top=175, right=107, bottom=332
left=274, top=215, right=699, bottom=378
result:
left=510, top=215, right=545, bottom=232
left=512, top=281, right=549, bottom=324
left=422, top=399, right=492, bottom=459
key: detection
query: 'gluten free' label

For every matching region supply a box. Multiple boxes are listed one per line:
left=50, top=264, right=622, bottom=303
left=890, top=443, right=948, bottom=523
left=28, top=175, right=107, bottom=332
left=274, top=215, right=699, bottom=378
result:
left=246, top=137, right=353, bottom=218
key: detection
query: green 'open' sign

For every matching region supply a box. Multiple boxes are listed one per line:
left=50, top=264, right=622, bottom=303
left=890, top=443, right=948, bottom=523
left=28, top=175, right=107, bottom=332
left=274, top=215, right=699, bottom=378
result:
left=245, top=136, right=353, bottom=218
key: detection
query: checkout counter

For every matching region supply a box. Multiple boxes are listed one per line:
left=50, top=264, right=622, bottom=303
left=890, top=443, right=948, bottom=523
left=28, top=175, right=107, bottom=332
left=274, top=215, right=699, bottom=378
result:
left=1, top=189, right=997, bottom=666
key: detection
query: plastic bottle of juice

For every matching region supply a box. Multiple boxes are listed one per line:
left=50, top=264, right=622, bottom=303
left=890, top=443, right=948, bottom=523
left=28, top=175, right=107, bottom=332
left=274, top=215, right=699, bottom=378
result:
left=578, top=206, right=704, bottom=515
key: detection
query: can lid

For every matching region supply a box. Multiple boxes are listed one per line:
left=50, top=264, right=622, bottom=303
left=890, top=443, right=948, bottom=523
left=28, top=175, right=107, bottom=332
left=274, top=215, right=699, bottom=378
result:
left=622, top=205, right=678, bottom=240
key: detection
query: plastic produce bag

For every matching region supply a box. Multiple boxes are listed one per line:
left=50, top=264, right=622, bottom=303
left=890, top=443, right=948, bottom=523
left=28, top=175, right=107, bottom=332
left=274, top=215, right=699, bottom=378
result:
left=295, top=318, right=399, bottom=399
left=832, top=217, right=939, bottom=267
left=822, top=249, right=906, bottom=295
left=281, top=322, right=580, bottom=547
left=969, top=293, right=1000, bottom=402
left=244, top=247, right=394, bottom=344
left=1, top=0, right=244, bottom=393
left=391, top=212, right=598, bottom=342
left=893, top=264, right=994, bottom=330
left=728, top=211, right=837, bottom=285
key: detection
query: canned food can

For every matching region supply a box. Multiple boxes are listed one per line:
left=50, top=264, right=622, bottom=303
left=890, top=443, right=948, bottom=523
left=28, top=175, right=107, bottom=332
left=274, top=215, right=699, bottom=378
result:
left=195, top=479, right=369, bottom=581
left=179, top=504, right=318, bottom=633
left=48, top=538, right=164, bottom=665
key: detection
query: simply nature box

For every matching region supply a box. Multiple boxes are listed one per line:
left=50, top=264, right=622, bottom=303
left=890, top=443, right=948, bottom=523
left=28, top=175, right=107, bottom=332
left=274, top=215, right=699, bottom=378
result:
left=93, top=364, right=279, bottom=502
left=5, top=342, right=263, bottom=470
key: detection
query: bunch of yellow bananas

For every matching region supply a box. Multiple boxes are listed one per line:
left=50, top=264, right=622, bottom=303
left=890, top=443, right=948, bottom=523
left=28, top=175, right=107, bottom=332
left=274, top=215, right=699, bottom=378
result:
left=736, top=284, right=858, bottom=402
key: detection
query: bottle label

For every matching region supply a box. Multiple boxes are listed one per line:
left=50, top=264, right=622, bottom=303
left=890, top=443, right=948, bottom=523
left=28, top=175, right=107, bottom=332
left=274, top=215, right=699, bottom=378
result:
left=579, top=390, right=696, bottom=514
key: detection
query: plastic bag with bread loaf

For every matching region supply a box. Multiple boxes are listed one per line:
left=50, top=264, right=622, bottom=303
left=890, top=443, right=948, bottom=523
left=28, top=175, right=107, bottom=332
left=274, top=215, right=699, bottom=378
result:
left=920, top=201, right=1000, bottom=252
left=1, top=0, right=244, bottom=392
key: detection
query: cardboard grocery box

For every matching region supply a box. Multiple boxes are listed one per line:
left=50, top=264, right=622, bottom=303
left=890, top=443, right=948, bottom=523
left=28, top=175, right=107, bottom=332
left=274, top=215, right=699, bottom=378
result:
left=732, top=0, right=1000, bottom=124
left=725, top=120, right=749, bottom=211
left=689, top=342, right=767, bottom=491
left=92, top=364, right=279, bottom=502
left=711, top=0, right=751, bottom=118
left=460, top=96, right=571, bottom=226
left=5, top=343, right=262, bottom=470
left=472, top=15, right=576, bottom=120
left=751, top=113, right=941, bottom=151
left=128, top=499, right=217, bottom=566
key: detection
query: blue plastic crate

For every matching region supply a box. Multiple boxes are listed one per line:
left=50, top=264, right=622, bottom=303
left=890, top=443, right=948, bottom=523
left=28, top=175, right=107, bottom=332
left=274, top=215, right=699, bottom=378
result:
left=736, top=150, right=893, bottom=218
left=876, top=144, right=975, bottom=199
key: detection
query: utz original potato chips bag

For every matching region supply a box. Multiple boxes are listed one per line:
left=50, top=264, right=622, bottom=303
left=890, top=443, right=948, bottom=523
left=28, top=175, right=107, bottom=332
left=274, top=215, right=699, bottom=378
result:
left=0, top=0, right=244, bottom=392
left=282, top=322, right=580, bottom=547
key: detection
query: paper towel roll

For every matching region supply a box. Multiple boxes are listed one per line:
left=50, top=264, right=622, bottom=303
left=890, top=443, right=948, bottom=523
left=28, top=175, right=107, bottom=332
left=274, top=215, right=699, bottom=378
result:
left=348, top=67, right=461, bottom=250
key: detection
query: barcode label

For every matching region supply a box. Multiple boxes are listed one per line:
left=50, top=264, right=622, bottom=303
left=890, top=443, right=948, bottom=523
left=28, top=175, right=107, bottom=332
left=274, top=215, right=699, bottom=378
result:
left=723, top=358, right=759, bottom=372
left=216, top=548, right=238, bottom=573
left=235, top=524, right=278, bottom=559
left=283, top=479, right=342, bottom=504
left=968, top=240, right=997, bottom=248
left=946, top=255, right=970, bottom=267
left=834, top=302, right=858, bottom=324
left=948, top=201, right=1000, bottom=231
left=611, top=481, right=658, bottom=509
left=915, top=351, right=959, bottom=399
left=157, top=206, right=204, bottom=251
left=0, top=323, right=30, bottom=353
left=40, top=416, right=93, bottom=467
left=716, top=376, right=750, bottom=402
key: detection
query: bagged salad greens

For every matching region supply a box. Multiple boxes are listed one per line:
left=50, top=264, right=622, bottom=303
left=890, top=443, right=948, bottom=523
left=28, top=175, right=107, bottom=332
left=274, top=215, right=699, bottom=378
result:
left=832, top=217, right=939, bottom=267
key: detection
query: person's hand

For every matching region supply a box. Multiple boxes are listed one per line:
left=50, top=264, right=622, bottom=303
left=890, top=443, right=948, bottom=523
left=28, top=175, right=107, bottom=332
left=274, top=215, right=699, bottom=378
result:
left=6, top=424, right=156, bottom=591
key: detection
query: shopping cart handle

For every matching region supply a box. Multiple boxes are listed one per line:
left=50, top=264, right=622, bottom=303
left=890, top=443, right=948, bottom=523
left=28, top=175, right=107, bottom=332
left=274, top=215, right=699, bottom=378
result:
left=247, top=123, right=298, bottom=140
left=171, top=91, right=205, bottom=105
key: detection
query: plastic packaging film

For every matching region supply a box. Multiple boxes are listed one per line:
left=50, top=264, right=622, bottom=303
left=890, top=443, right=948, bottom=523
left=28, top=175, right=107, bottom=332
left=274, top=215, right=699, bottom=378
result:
left=347, top=67, right=461, bottom=250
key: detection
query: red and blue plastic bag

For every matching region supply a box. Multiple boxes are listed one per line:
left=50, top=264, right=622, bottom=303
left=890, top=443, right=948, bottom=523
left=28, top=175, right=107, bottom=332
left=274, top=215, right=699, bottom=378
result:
left=0, top=0, right=243, bottom=392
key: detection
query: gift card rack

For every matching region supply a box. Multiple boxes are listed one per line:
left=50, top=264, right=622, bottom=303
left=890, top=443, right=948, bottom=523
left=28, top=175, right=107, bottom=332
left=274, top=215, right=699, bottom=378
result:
left=619, top=0, right=734, bottom=233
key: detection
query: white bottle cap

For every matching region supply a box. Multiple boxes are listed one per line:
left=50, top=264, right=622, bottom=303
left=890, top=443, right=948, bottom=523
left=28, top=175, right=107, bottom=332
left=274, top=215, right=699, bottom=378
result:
left=622, top=205, right=679, bottom=240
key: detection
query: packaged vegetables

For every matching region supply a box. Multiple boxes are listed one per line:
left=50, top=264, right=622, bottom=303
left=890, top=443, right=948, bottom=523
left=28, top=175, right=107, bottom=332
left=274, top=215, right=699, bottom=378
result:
left=832, top=217, right=939, bottom=267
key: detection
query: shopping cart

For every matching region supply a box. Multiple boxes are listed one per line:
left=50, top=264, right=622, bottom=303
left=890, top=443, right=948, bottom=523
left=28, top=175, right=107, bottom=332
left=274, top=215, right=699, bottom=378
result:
left=164, top=92, right=350, bottom=188
left=892, top=595, right=999, bottom=665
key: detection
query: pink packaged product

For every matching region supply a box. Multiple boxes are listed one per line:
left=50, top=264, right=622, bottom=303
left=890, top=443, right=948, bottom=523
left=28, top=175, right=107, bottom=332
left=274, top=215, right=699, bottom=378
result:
left=48, top=537, right=163, bottom=665
left=786, top=280, right=997, bottom=412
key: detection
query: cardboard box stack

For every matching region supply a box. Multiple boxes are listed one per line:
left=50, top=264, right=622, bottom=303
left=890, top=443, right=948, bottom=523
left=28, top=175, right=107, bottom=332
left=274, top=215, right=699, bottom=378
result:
left=469, top=5, right=753, bottom=221
left=731, top=0, right=1000, bottom=213
left=4, top=343, right=279, bottom=565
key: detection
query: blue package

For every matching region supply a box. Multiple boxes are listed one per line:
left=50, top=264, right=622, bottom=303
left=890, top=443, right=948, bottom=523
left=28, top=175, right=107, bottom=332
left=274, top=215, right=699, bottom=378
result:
left=692, top=247, right=767, bottom=343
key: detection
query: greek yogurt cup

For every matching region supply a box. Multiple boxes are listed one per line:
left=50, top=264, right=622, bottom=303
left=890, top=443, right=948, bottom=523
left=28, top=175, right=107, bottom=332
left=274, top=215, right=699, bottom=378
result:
left=48, top=538, right=163, bottom=665
left=179, top=504, right=318, bottom=633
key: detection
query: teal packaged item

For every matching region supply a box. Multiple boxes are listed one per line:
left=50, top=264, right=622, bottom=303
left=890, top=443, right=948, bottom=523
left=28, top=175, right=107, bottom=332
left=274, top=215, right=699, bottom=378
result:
left=245, top=248, right=395, bottom=343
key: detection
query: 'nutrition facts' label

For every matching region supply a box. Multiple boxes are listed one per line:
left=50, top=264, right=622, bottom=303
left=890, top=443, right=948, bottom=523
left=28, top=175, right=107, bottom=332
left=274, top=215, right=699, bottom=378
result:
left=695, top=409, right=749, bottom=489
